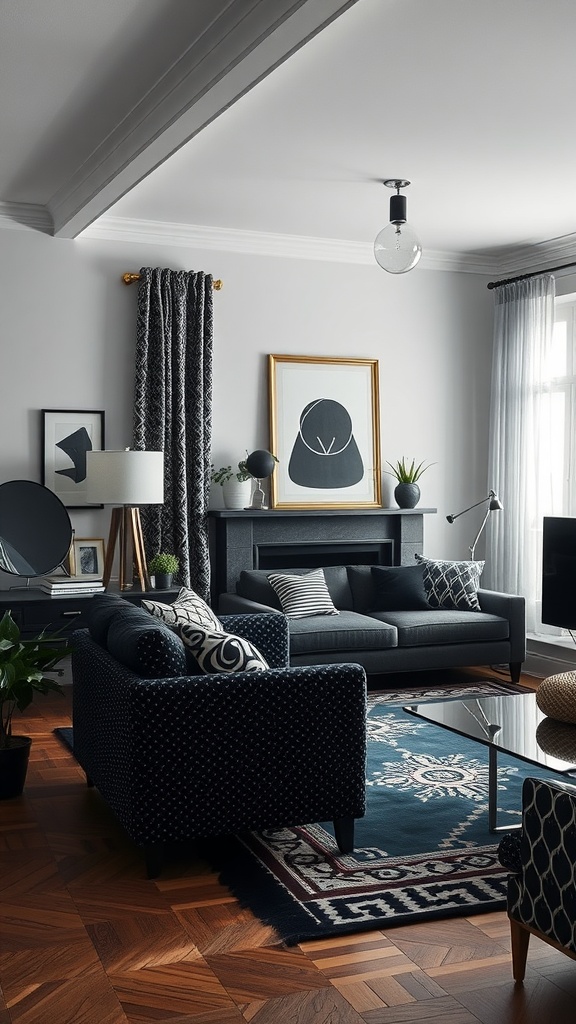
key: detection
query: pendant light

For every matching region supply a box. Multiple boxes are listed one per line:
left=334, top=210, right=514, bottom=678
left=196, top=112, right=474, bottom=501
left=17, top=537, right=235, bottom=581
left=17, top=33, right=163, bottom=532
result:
left=374, top=179, right=422, bottom=274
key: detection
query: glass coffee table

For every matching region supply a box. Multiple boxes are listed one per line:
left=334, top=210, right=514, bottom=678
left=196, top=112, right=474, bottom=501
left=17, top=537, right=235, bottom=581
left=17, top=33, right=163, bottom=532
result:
left=404, top=691, right=576, bottom=832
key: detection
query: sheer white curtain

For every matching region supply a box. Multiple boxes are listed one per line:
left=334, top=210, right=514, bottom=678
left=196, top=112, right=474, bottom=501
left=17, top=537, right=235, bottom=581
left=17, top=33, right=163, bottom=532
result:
left=486, top=275, right=556, bottom=634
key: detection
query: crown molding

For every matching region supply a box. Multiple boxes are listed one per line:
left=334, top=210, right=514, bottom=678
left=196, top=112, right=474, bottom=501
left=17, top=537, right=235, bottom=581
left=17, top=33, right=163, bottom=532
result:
left=80, top=214, right=499, bottom=273
left=0, top=201, right=53, bottom=234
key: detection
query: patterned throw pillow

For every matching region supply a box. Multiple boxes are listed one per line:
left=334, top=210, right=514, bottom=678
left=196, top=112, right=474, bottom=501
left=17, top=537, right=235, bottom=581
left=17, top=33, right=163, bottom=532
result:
left=177, top=623, right=269, bottom=674
left=415, top=554, right=484, bottom=611
left=142, top=586, right=221, bottom=631
left=267, top=568, right=340, bottom=619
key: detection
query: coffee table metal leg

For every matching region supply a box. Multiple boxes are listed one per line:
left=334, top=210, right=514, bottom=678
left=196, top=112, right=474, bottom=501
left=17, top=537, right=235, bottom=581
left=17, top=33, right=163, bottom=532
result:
left=488, top=745, right=521, bottom=832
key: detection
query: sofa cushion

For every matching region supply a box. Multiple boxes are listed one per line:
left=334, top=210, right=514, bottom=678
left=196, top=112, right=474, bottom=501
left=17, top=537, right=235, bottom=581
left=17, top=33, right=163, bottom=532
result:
left=106, top=604, right=188, bottom=677
left=288, top=611, right=397, bottom=655
left=177, top=622, right=269, bottom=673
left=267, top=569, right=339, bottom=618
left=237, top=565, right=353, bottom=611
left=415, top=554, right=484, bottom=611
left=370, top=564, right=430, bottom=611
left=142, top=585, right=221, bottom=630
left=84, top=593, right=129, bottom=646
left=370, top=609, right=509, bottom=647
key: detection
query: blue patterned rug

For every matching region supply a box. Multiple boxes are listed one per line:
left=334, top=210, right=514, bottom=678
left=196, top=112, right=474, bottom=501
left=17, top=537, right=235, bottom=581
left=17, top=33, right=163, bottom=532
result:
left=201, top=680, right=548, bottom=944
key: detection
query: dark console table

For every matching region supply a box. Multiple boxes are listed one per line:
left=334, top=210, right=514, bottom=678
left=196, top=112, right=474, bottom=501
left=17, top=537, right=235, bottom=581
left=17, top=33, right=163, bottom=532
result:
left=208, top=507, right=436, bottom=603
left=0, top=585, right=179, bottom=639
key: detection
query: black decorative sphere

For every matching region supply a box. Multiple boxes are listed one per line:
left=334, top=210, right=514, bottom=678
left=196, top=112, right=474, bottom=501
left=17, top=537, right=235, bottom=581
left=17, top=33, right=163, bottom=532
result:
left=246, top=449, right=276, bottom=479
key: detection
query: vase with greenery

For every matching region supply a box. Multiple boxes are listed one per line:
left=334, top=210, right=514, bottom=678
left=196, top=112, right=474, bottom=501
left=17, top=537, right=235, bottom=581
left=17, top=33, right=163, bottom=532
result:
left=385, top=457, right=435, bottom=509
left=149, top=552, right=179, bottom=589
left=0, top=611, right=68, bottom=799
left=211, top=459, right=252, bottom=509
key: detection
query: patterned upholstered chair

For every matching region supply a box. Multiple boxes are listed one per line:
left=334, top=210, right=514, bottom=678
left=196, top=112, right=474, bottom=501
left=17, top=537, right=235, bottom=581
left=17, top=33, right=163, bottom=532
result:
left=71, top=604, right=367, bottom=877
left=497, top=776, right=576, bottom=981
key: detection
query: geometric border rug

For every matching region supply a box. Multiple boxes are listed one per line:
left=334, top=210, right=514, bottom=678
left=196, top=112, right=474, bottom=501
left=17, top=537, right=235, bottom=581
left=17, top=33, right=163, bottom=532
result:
left=199, top=679, right=535, bottom=945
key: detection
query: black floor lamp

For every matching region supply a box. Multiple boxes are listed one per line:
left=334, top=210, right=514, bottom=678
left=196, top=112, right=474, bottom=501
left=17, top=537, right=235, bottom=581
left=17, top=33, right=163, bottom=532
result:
left=446, top=489, right=503, bottom=559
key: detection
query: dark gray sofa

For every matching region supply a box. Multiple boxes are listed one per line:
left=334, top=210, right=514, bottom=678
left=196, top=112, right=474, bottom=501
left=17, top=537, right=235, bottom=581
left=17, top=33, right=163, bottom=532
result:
left=218, top=564, right=526, bottom=681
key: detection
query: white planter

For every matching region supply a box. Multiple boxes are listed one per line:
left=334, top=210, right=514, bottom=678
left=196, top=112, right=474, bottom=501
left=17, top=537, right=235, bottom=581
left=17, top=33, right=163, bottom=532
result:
left=223, top=478, right=252, bottom=510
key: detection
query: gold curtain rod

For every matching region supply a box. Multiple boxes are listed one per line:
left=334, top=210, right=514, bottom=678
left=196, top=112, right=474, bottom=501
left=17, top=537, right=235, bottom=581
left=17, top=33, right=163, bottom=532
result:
left=121, top=272, right=223, bottom=290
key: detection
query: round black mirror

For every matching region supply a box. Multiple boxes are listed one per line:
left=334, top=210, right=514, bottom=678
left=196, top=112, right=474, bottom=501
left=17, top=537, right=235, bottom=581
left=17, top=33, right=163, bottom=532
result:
left=0, top=480, right=73, bottom=577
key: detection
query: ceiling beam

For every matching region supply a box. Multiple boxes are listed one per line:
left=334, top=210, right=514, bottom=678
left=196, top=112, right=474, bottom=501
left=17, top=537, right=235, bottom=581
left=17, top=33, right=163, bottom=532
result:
left=49, top=0, right=359, bottom=238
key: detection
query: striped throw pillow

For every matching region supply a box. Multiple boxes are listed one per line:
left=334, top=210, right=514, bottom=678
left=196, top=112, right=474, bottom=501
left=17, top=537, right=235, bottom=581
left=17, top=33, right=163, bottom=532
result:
left=267, top=569, right=339, bottom=619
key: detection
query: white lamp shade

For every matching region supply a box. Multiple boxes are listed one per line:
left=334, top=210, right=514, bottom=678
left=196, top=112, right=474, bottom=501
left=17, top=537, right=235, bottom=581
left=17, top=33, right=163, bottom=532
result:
left=86, top=450, right=164, bottom=505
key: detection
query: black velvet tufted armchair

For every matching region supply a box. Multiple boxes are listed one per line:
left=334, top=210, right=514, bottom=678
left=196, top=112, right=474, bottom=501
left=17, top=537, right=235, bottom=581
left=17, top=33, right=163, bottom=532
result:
left=497, top=776, right=576, bottom=982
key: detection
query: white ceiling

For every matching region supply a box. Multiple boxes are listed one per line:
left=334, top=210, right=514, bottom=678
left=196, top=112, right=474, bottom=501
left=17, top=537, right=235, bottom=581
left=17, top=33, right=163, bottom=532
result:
left=3, top=0, right=576, bottom=272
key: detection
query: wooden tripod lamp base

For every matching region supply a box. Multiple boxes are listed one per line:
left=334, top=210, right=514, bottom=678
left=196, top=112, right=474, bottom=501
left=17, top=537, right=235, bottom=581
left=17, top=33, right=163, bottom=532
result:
left=102, top=507, right=150, bottom=591
left=86, top=449, right=164, bottom=592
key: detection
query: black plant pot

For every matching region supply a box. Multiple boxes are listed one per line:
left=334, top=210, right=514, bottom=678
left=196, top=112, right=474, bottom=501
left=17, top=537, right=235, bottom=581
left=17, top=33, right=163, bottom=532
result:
left=0, top=736, right=32, bottom=799
left=153, top=573, right=173, bottom=590
left=394, top=482, right=421, bottom=509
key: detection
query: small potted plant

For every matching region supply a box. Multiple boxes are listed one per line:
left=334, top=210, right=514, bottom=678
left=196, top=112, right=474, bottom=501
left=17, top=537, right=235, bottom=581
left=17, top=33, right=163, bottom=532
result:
left=149, top=552, right=179, bottom=589
left=211, top=459, right=252, bottom=509
left=0, top=611, right=68, bottom=799
left=385, top=457, right=435, bottom=509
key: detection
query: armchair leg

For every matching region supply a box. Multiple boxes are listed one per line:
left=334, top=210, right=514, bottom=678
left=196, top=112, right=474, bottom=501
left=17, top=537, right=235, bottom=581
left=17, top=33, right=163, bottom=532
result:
left=510, top=662, right=522, bottom=683
left=510, top=918, right=530, bottom=983
left=333, top=817, right=355, bottom=854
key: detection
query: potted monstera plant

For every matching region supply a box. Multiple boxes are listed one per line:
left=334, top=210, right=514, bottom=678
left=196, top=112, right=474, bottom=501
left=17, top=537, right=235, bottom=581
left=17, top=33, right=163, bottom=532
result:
left=0, top=611, right=68, bottom=799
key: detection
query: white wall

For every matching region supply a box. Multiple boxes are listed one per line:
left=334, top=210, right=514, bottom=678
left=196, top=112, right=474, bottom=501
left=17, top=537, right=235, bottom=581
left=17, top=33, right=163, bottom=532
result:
left=0, top=226, right=495, bottom=586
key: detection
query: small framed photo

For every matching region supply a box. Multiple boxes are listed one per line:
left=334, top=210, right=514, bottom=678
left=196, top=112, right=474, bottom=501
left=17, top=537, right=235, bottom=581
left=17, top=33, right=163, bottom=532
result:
left=269, top=354, right=382, bottom=509
left=70, top=538, right=105, bottom=579
left=42, top=409, right=105, bottom=508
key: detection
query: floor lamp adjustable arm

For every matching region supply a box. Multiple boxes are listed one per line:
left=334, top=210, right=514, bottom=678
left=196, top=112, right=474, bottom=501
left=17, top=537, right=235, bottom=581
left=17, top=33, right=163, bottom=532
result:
left=469, top=508, right=491, bottom=561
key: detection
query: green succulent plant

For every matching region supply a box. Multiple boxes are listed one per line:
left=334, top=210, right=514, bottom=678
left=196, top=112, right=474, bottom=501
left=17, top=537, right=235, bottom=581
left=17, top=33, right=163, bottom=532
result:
left=0, top=611, right=67, bottom=750
left=385, top=457, right=435, bottom=484
left=211, top=459, right=252, bottom=483
left=148, top=552, right=179, bottom=575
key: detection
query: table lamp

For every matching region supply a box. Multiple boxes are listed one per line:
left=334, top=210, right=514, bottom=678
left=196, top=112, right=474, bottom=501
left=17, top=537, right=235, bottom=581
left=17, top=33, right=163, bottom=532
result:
left=86, top=449, right=164, bottom=590
left=245, top=449, right=277, bottom=510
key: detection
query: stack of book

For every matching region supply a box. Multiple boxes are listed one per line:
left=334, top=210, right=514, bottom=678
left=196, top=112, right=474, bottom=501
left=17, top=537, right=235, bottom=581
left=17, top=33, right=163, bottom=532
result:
left=38, top=575, right=105, bottom=596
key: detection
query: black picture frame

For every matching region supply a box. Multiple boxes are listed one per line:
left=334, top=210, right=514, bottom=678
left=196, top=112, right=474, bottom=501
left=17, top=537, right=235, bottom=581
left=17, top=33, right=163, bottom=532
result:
left=41, top=409, right=105, bottom=508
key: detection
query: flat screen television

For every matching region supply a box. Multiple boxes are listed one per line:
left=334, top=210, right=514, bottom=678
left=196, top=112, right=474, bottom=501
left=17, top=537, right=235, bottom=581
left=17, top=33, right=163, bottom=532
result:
left=542, top=516, right=576, bottom=628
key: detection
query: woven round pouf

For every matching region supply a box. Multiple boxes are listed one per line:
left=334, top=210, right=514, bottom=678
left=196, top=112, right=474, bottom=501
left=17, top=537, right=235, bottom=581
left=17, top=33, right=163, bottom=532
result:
left=536, top=670, right=576, bottom=723
left=536, top=717, right=576, bottom=762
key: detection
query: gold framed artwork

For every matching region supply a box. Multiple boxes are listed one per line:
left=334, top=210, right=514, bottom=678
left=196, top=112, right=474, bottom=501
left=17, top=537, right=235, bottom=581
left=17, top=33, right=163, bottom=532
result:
left=268, top=354, right=381, bottom=509
left=70, top=537, right=106, bottom=578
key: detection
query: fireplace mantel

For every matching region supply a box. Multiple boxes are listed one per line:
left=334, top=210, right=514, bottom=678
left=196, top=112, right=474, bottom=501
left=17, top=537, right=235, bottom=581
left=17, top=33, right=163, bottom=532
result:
left=208, top=507, right=436, bottom=602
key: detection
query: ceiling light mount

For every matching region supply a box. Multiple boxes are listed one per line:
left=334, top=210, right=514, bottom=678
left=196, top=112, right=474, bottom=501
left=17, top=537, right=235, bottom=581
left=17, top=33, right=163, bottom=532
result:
left=374, top=178, right=422, bottom=274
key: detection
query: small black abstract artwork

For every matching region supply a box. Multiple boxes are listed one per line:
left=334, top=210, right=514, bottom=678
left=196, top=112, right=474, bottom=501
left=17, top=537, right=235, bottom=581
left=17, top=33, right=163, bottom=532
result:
left=288, top=399, right=364, bottom=489
left=55, top=427, right=93, bottom=483
left=42, top=409, right=105, bottom=508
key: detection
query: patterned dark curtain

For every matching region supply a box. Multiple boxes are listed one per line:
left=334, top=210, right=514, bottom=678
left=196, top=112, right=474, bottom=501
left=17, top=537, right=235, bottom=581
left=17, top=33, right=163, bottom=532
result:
left=133, top=267, right=213, bottom=599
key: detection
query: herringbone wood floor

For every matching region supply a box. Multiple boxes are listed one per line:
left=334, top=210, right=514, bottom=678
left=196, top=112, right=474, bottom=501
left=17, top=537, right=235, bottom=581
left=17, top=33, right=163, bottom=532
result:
left=2, top=664, right=576, bottom=1024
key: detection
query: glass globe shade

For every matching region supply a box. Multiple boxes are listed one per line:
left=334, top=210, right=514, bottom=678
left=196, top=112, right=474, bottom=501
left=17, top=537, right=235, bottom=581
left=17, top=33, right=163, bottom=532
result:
left=374, top=222, right=422, bottom=274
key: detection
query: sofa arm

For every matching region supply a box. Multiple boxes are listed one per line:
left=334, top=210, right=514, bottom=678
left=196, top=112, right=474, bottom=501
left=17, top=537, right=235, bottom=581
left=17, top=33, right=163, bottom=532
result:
left=477, top=588, right=525, bottom=663
left=218, top=592, right=281, bottom=616
left=219, top=611, right=289, bottom=668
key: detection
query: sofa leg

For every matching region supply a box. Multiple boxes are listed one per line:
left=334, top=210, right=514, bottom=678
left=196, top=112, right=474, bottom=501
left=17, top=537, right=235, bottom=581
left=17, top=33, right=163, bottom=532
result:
left=333, top=817, right=354, bottom=854
left=144, top=843, right=164, bottom=879
left=510, top=918, right=530, bottom=983
left=509, top=662, right=522, bottom=683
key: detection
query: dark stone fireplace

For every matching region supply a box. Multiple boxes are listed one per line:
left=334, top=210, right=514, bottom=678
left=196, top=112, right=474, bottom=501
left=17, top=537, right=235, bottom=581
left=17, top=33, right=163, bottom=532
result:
left=208, top=508, right=436, bottom=603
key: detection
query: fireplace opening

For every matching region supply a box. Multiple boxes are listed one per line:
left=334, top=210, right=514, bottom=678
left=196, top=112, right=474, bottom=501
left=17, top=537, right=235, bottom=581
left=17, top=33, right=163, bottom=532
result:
left=253, top=540, right=393, bottom=571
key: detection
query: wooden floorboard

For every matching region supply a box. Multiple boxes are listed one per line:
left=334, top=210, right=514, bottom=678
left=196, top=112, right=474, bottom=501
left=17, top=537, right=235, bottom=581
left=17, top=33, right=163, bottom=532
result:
left=2, top=663, right=574, bottom=1023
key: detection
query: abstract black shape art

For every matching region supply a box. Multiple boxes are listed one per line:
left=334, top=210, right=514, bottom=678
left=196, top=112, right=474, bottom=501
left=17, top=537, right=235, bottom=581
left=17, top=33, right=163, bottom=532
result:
left=55, top=427, right=92, bottom=483
left=288, top=399, right=364, bottom=489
